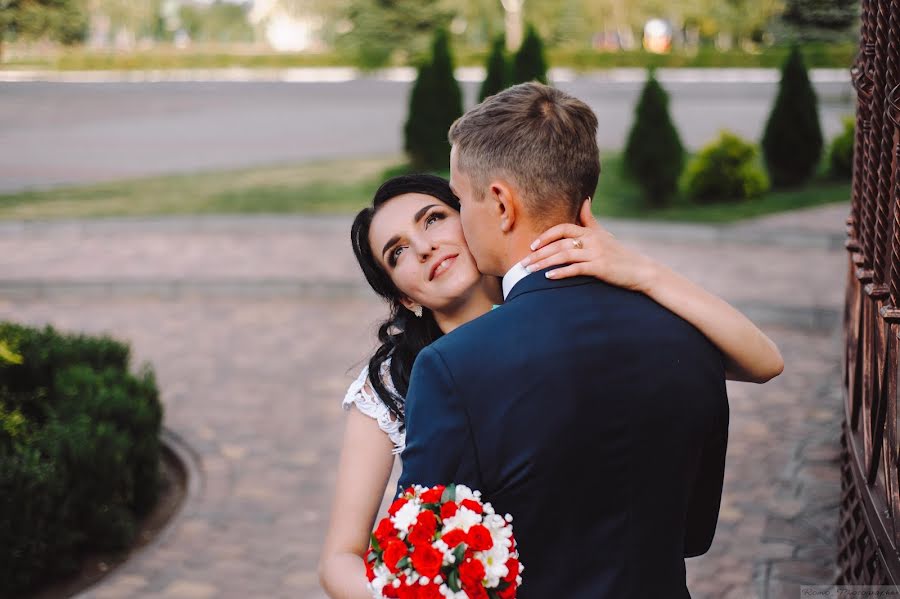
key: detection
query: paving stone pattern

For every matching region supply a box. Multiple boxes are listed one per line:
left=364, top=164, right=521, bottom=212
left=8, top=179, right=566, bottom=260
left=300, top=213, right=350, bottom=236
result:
left=0, top=203, right=851, bottom=598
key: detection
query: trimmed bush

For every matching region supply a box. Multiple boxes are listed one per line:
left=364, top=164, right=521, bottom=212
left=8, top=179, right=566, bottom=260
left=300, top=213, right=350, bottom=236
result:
left=0, top=322, right=163, bottom=596
left=511, top=24, right=548, bottom=85
left=623, top=71, right=685, bottom=206
left=404, top=28, right=463, bottom=172
left=479, top=34, right=509, bottom=102
left=762, top=45, right=824, bottom=187
left=828, top=115, right=854, bottom=179
left=683, top=131, right=770, bottom=204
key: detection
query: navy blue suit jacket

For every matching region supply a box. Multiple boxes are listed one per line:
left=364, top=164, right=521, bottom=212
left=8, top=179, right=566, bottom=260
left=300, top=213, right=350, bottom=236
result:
left=398, top=269, right=728, bottom=598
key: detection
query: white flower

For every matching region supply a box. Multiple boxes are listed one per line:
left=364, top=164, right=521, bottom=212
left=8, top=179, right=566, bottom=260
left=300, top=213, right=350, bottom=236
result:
left=442, top=506, right=482, bottom=533
left=454, top=485, right=475, bottom=502
left=391, top=500, right=421, bottom=534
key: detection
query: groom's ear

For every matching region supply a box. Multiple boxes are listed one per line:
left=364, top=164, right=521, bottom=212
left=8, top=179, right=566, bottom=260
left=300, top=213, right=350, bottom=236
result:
left=489, top=180, right=517, bottom=233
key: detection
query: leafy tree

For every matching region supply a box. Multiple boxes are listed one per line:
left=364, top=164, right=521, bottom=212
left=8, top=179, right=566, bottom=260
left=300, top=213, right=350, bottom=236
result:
left=782, top=0, right=858, bottom=42
left=336, top=0, right=456, bottom=69
left=0, top=0, right=87, bottom=59
left=404, top=29, right=463, bottom=171
left=478, top=34, right=509, bottom=102
left=761, top=45, right=823, bottom=187
left=511, top=23, right=548, bottom=85
left=623, top=71, right=685, bottom=206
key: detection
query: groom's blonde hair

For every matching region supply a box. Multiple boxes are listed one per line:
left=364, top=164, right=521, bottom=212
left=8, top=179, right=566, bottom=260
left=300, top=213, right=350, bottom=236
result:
left=448, top=82, right=600, bottom=224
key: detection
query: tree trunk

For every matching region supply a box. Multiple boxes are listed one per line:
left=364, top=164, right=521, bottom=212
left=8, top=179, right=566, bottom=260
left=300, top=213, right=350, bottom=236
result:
left=500, top=0, right=524, bottom=52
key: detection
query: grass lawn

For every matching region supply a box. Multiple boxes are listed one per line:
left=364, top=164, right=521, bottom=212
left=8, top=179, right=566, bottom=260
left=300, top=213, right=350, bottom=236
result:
left=0, top=153, right=849, bottom=223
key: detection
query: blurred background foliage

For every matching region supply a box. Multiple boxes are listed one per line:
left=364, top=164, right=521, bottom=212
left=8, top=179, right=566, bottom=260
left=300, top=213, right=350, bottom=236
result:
left=0, top=0, right=860, bottom=68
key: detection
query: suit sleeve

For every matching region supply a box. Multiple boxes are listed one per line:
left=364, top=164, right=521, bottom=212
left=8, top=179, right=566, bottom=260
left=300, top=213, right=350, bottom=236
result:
left=397, top=345, right=473, bottom=494
left=684, top=391, right=729, bottom=557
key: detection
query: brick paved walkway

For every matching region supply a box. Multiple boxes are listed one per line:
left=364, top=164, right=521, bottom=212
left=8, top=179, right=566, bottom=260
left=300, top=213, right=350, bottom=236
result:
left=0, top=203, right=849, bottom=599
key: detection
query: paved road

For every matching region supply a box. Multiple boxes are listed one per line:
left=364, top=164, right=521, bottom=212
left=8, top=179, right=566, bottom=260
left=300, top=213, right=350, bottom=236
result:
left=0, top=77, right=854, bottom=192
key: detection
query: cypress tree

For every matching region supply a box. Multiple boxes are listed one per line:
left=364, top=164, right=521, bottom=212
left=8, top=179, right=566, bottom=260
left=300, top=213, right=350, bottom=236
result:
left=623, top=71, right=685, bottom=206
left=761, top=45, right=823, bottom=187
left=511, top=24, right=548, bottom=85
left=404, top=29, right=463, bottom=172
left=479, top=34, right=509, bottom=102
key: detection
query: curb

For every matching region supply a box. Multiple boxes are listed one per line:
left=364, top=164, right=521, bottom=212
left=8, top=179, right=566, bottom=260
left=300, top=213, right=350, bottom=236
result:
left=73, top=426, right=203, bottom=598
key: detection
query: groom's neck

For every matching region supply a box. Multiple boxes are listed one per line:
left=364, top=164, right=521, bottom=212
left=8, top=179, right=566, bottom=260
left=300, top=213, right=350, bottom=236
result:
left=497, top=228, right=542, bottom=276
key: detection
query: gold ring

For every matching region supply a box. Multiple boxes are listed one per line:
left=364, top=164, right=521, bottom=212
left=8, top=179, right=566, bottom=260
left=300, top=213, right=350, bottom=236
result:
left=572, top=238, right=583, bottom=250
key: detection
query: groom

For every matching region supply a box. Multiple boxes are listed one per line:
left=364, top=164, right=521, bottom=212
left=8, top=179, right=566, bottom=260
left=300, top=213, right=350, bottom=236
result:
left=398, top=82, right=729, bottom=598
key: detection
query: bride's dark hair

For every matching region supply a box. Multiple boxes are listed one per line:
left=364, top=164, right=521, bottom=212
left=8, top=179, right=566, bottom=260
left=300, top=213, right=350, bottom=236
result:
left=350, top=174, right=461, bottom=427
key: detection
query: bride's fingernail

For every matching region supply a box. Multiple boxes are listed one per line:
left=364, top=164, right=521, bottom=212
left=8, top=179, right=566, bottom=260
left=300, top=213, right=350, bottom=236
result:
left=545, top=270, right=556, bottom=279
left=520, top=256, right=531, bottom=267
left=530, top=240, right=540, bottom=251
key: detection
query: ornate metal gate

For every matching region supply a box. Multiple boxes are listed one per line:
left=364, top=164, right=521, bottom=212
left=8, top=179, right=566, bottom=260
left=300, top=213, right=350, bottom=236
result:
left=837, top=0, right=900, bottom=585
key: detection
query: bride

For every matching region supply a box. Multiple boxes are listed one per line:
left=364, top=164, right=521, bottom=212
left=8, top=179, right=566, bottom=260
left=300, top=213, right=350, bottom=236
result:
left=318, top=173, right=783, bottom=598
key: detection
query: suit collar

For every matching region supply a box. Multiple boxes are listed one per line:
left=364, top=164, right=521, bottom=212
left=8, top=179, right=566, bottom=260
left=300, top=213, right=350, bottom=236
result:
left=505, top=266, right=596, bottom=302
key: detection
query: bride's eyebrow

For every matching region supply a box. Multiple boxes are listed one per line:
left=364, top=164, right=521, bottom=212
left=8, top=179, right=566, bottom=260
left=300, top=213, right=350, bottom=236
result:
left=380, top=204, right=439, bottom=260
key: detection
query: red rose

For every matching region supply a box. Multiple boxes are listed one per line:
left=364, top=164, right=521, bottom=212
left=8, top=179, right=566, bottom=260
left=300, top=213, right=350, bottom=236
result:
left=440, top=528, right=467, bottom=548
left=441, top=501, right=458, bottom=519
left=466, top=524, right=493, bottom=551
left=420, top=485, right=445, bottom=504
left=498, top=582, right=517, bottom=599
left=388, top=497, right=408, bottom=516
left=418, top=582, right=443, bottom=599
left=365, top=557, right=375, bottom=582
left=465, top=583, right=489, bottom=599
left=408, top=510, right=438, bottom=546
left=382, top=581, right=399, bottom=598
left=460, top=498, right=484, bottom=514
left=410, top=543, right=443, bottom=578
left=459, top=557, right=486, bottom=589
left=503, top=558, right=520, bottom=583
left=395, top=582, right=416, bottom=599
left=383, top=538, right=408, bottom=573
left=374, top=517, right=398, bottom=546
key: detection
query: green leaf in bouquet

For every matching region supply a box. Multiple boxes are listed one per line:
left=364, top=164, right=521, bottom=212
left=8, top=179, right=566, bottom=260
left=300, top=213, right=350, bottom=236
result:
left=370, top=533, right=382, bottom=553
left=448, top=569, right=461, bottom=592
left=453, top=543, right=467, bottom=565
left=396, top=556, right=410, bottom=570
left=487, top=590, right=501, bottom=599
left=367, top=551, right=378, bottom=563
left=441, top=484, right=457, bottom=504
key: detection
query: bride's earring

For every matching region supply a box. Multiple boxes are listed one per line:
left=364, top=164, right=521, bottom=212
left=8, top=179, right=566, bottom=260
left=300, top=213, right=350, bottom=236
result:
left=411, top=305, right=423, bottom=318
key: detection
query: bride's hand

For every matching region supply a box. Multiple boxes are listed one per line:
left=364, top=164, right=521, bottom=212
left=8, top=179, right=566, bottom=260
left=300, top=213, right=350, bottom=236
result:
left=521, top=198, right=658, bottom=294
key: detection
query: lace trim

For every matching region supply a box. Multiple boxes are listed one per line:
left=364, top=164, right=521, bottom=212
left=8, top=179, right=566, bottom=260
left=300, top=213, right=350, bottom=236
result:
left=343, top=358, right=406, bottom=454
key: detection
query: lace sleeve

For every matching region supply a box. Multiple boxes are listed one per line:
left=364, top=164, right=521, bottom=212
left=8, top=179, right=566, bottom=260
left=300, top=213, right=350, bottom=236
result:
left=342, top=358, right=406, bottom=454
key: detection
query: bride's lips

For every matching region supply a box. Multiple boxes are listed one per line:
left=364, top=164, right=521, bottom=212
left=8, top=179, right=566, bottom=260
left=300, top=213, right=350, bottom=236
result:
left=429, top=254, right=458, bottom=281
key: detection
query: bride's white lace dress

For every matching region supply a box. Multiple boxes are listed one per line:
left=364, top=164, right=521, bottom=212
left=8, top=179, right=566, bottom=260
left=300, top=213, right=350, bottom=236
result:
left=342, top=358, right=406, bottom=454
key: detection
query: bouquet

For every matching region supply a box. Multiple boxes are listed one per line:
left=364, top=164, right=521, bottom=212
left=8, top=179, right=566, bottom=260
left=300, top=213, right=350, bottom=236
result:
left=366, top=484, right=523, bottom=599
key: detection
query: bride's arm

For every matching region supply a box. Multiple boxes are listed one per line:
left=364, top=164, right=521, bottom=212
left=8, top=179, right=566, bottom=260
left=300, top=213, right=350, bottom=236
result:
left=522, top=200, right=784, bottom=384
left=319, top=405, right=395, bottom=598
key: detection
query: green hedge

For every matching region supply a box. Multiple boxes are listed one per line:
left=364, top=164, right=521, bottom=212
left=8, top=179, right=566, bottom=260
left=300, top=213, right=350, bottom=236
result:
left=828, top=115, right=855, bottom=180
left=0, top=322, right=163, bottom=596
left=683, top=131, right=770, bottom=203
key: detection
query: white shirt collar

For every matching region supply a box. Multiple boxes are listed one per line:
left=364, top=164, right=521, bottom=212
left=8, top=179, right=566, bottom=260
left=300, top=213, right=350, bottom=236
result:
left=502, top=261, right=532, bottom=300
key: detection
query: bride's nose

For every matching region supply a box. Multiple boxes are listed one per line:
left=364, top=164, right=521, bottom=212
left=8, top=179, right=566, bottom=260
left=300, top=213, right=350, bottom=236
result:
left=410, top=235, right=436, bottom=261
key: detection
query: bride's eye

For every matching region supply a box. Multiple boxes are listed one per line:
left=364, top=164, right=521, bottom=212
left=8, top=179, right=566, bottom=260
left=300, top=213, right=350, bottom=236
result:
left=388, top=245, right=405, bottom=266
left=425, top=212, right=445, bottom=228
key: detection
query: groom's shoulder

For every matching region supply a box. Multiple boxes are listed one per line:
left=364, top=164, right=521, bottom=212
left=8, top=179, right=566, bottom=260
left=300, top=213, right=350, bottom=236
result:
left=429, top=302, right=511, bottom=357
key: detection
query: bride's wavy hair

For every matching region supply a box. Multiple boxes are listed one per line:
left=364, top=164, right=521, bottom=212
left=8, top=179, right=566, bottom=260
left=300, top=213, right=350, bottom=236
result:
left=350, top=174, right=461, bottom=426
